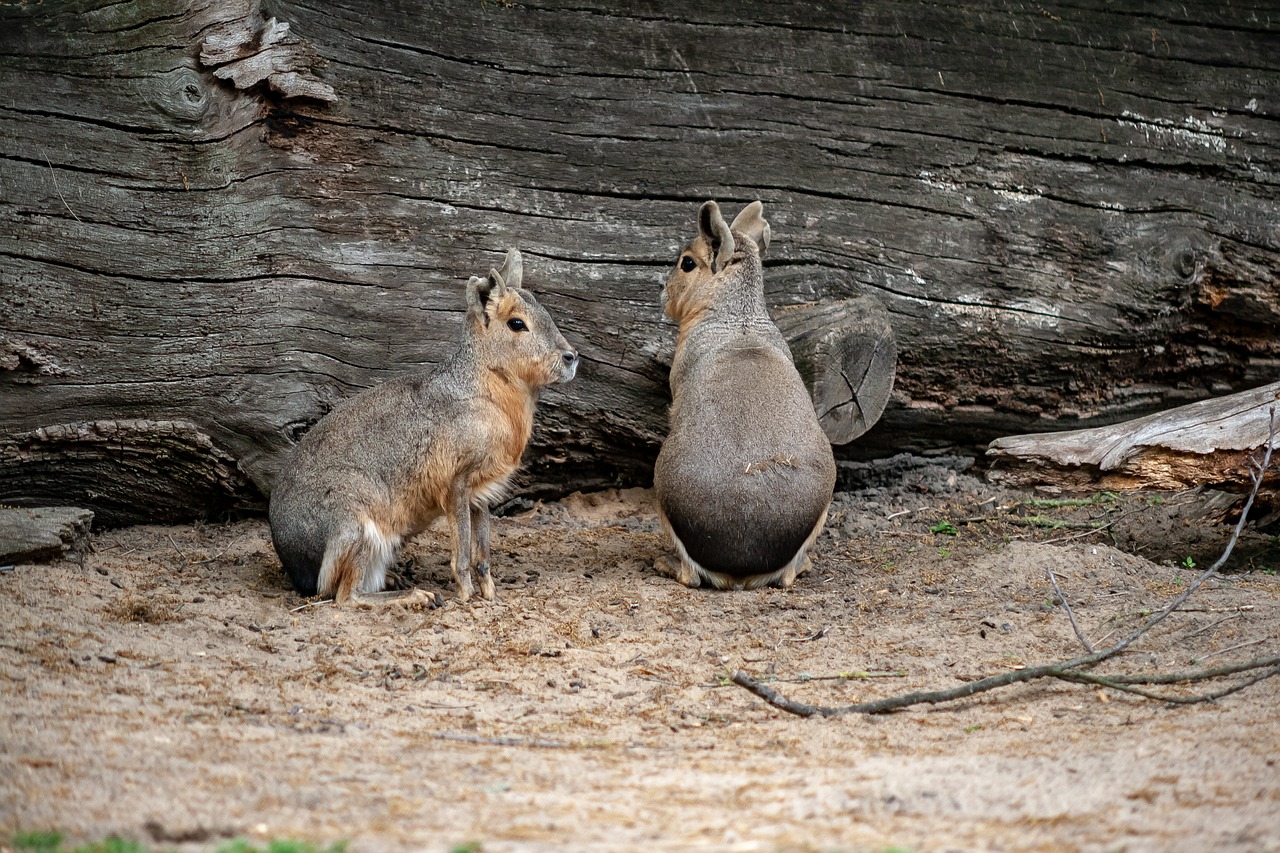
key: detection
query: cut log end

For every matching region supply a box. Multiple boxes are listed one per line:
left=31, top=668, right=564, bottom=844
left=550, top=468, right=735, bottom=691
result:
left=778, top=296, right=898, bottom=445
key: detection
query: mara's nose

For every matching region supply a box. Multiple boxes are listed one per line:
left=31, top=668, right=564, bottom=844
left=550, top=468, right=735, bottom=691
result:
left=560, top=348, right=580, bottom=381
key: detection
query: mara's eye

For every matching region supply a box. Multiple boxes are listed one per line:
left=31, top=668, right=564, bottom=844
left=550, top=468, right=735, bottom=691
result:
left=679, top=255, right=697, bottom=273
left=506, top=318, right=527, bottom=332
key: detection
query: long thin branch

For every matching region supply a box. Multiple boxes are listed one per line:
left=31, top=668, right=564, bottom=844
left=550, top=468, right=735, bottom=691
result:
left=733, top=648, right=1112, bottom=717
left=732, top=656, right=1280, bottom=717
left=1089, top=654, right=1280, bottom=685
left=1055, top=660, right=1280, bottom=704
left=733, top=407, right=1278, bottom=717
left=1046, top=564, right=1094, bottom=652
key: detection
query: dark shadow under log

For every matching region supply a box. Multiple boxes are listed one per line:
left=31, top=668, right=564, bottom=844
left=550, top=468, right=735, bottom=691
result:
left=1, top=421, right=259, bottom=527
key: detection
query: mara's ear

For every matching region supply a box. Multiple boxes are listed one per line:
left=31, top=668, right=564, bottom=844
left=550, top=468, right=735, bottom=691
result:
left=465, top=267, right=504, bottom=326
left=484, top=267, right=510, bottom=326
left=465, top=274, right=494, bottom=324
left=494, top=248, right=523, bottom=290
left=730, top=200, right=771, bottom=254
left=697, top=200, right=735, bottom=273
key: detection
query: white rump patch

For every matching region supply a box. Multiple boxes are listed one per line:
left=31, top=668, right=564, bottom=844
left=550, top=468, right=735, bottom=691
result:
left=359, top=519, right=400, bottom=593
left=471, top=473, right=514, bottom=508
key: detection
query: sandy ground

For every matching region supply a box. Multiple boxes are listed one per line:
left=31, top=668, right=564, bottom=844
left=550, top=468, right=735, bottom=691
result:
left=2, top=456, right=1279, bottom=853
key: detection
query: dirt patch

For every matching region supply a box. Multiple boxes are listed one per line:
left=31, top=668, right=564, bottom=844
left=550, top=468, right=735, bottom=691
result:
left=2, top=457, right=1279, bottom=852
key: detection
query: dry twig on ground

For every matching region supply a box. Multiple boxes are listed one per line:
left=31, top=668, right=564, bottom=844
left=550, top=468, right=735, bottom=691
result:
left=733, top=408, right=1280, bottom=717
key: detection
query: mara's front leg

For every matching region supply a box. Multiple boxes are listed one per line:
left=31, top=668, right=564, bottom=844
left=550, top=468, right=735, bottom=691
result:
left=447, top=477, right=477, bottom=602
left=471, top=501, right=495, bottom=600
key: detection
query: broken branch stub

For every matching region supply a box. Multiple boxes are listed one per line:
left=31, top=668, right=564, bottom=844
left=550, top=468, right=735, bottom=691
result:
left=0, top=507, right=93, bottom=564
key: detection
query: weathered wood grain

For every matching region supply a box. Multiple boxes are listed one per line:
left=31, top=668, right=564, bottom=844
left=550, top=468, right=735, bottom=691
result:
left=1, top=1, right=1277, bottom=524
left=780, top=297, right=897, bottom=445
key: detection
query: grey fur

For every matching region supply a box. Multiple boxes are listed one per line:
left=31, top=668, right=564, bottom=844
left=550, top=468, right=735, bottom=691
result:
left=269, top=249, right=578, bottom=602
left=654, top=201, right=835, bottom=589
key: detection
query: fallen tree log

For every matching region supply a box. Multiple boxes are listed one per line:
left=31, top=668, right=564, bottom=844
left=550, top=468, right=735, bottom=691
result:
left=1, top=1, right=1277, bottom=524
left=987, top=381, right=1280, bottom=493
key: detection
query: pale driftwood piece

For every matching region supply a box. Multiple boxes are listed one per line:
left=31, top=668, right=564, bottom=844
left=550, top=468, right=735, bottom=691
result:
left=778, top=297, right=897, bottom=445
left=986, top=381, right=1280, bottom=492
left=0, top=507, right=94, bottom=564
left=1, top=1, right=1277, bottom=525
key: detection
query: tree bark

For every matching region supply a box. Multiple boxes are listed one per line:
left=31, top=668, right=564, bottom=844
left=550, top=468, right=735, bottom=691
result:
left=1, top=1, right=1277, bottom=525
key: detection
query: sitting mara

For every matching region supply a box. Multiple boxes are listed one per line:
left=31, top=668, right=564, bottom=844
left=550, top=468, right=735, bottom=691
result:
left=269, top=249, right=578, bottom=603
left=654, top=200, right=836, bottom=589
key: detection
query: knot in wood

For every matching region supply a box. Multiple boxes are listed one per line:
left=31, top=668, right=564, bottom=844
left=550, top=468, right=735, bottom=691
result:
left=156, top=67, right=211, bottom=122
left=1175, top=248, right=1201, bottom=280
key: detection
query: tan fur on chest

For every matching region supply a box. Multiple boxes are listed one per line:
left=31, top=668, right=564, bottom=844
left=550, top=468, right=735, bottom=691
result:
left=390, top=377, right=533, bottom=532
left=479, top=367, right=536, bottom=466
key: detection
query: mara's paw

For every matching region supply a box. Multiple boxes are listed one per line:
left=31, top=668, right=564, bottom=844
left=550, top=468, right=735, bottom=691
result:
left=452, top=572, right=476, bottom=604
left=476, top=561, right=496, bottom=601
left=654, top=554, right=702, bottom=588
left=773, top=554, right=812, bottom=589
left=392, top=587, right=445, bottom=612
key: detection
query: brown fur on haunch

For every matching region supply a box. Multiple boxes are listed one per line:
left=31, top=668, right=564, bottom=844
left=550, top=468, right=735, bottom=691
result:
left=655, top=201, right=835, bottom=590
left=269, top=249, right=578, bottom=603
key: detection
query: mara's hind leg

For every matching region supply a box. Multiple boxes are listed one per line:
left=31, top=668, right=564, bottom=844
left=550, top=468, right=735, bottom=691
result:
left=772, top=553, right=811, bottom=590
left=771, top=505, right=831, bottom=589
left=471, top=502, right=495, bottom=601
left=655, top=554, right=702, bottom=588
left=654, top=511, right=703, bottom=588
left=316, top=518, right=400, bottom=604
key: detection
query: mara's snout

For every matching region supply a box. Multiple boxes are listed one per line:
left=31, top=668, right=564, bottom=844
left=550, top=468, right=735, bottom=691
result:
left=556, top=346, right=579, bottom=383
